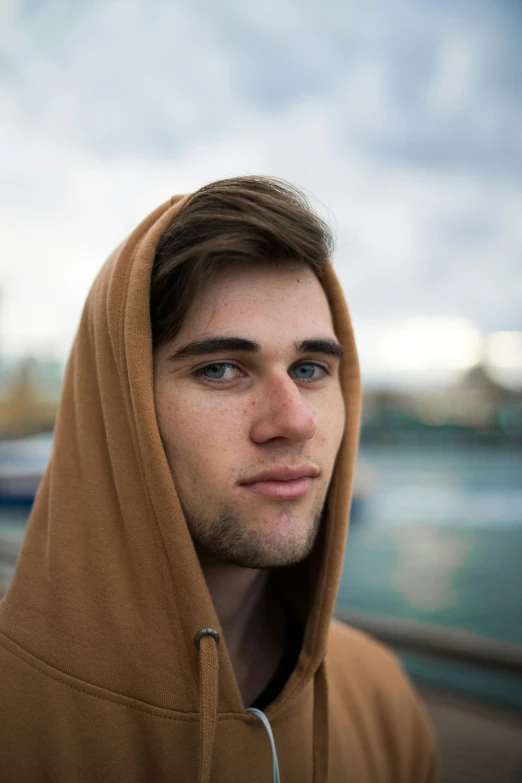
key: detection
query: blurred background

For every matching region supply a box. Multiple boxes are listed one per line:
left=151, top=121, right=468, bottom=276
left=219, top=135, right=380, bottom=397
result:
left=1, top=0, right=521, bottom=779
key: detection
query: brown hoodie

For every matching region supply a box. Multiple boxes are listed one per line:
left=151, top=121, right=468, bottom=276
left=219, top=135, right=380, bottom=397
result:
left=0, top=195, right=436, bottom=782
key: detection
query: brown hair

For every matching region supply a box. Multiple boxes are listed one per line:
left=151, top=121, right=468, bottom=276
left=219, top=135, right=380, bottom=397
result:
left=150, top=175, right=334, bottom=350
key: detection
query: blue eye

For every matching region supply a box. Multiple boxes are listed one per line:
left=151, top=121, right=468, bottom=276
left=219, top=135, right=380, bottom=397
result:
left=204, top=364, right=227, bottom=379
left=196, top=363, right=239, bottom=382
left=292, top=363, right=326, bottom=381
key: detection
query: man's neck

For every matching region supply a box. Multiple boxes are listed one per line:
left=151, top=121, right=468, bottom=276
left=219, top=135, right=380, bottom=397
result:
left=198, top=551, right=285, bottom=707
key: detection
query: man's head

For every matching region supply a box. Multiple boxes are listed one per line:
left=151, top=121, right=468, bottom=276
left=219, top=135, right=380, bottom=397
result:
left=152, top=177, right=345, bottom=569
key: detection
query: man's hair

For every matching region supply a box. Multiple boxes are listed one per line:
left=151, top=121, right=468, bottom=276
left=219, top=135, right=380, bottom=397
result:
left=150, top=175, right=334, bottom=350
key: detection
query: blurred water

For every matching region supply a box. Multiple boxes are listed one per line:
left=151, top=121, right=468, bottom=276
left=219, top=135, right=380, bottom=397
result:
left=337, top=443, right=522, bottom=711
left=338, top=443, right=522, bottom=645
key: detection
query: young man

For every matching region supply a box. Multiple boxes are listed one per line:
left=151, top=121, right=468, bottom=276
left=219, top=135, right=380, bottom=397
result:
left=0, top=177, right=436, bottom=781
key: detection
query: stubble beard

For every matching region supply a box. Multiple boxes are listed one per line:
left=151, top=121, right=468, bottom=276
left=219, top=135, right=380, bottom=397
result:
left=182, top=497, right=326, bottom=569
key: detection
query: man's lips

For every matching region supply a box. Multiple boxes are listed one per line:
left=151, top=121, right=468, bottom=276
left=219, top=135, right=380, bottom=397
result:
left=241, top=465, right=319, bottom=483
left=239, top=465, right=319, bottom=500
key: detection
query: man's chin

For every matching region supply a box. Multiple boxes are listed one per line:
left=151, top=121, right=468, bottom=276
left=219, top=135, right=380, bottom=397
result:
left=203, top=541, right=314, bottom=570
left=197, top=523, right=319, bottom=570
left=186, top=504, right=323, bottom=570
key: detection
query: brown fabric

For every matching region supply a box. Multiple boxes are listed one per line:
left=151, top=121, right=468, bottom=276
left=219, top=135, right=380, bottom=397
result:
left=313, top=661, right=329, bottom=783
left=198, top=633, right=220, bottom=783
left=0, top=194, right=436, bottom=781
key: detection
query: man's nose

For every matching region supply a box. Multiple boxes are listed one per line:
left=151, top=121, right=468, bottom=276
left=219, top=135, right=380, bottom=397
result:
left=250, top=372, right=317, bottom=444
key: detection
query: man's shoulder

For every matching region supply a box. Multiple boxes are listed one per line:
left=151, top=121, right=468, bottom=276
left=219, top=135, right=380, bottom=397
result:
left=325, top=619, right=437, bottom=780
left=326, top=617, right=427, bottom=710
left=327, top=616, right=398, bottom=670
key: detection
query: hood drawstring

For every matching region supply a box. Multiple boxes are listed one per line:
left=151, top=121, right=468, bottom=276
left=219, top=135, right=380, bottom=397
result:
left=195, top=629, right=329, bottom=783
left=313, top=660, right=329, bottom=783
left=195, top=628, right=220, bottom=783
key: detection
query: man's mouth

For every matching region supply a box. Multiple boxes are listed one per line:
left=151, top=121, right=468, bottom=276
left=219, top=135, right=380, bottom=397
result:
left=239, top=465, right=319, bottom=500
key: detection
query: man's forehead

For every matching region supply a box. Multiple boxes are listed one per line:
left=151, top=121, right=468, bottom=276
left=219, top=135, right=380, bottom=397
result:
left=183, top=264, right=335, bottom=332
left=207, top=264, right=321, bottom=295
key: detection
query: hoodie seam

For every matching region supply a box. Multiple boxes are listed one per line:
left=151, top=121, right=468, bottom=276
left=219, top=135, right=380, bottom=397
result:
left=0, top=632, right=248, bottom=723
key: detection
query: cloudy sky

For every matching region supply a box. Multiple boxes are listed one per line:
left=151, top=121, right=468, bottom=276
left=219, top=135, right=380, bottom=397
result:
left=1, top=0, right=521, bottom=386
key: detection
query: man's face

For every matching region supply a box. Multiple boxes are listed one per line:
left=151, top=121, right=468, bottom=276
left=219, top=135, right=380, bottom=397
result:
left=154, top=264, right=345, bottom=569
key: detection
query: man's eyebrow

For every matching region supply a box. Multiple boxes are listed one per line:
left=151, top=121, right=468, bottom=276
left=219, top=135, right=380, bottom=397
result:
left=168, top=336, right=344, bottom=361
left=296, top=339, right=344, bottom=359
left=168, top=337, right=261, bottom=360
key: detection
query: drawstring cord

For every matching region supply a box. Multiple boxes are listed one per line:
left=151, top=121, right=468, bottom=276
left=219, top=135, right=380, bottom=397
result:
left=194, top=628, right=329, bottom=783
left=246, top=707, right=281, bottom=783
left=195, top=628, right=220, bottom=783
left=313, top=660, right=329, bottom=783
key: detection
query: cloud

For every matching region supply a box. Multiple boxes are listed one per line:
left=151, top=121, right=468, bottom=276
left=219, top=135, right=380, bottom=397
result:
left=0, top=0, right=521, bottom=385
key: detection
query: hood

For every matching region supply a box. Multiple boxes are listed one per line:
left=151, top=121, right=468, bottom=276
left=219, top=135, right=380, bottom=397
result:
left=0, top=194, right=361, bottom=718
